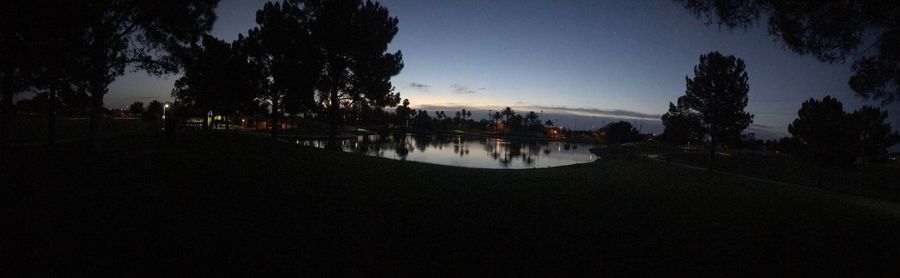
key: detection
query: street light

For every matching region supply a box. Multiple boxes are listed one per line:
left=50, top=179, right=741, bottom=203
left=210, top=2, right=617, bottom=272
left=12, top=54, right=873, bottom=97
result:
left=163, top=103, right=170, bottom=120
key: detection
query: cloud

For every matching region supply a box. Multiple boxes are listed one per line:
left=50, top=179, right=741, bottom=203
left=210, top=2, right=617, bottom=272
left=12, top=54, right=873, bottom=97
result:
left=412, top=103, right=659, bottom=120
left=451, top=83, right=479, bottom=94
left=746, top=124, right=788, bottom=139
left=749, top=123, right=774, bottom=130
left=408, top=82, right=430, bottom=90
left=520, top=105, right=662, bottom=120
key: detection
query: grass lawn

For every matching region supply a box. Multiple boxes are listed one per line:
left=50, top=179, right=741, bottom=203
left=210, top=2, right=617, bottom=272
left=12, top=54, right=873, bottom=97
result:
left=9, top=114, right=154, bottom=144
left=656, top=147, right=900, bottom=201
left=4, top=131, right=900, bottom=275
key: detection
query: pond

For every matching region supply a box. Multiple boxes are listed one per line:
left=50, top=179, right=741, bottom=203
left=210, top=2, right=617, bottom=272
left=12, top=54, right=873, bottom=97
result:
left=292, top=134, right=598, bottom=169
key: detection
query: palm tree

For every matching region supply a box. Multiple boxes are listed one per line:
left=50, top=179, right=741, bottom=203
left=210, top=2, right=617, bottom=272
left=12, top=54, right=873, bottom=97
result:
left=501, top=107, right=515, bottom=132
left=525, top=111, right=539, bottom=128
left=491, top=111, right=502, bottom=130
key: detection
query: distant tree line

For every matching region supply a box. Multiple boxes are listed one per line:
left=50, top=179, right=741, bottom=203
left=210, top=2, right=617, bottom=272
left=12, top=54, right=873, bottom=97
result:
left=787, top=97, right=899, bottom=183
left=661, top=51, right=899, bottom=178
left=0, top=0, right=410, bottom=151
left=165, top=0, right=404, bottom=149
left=384, top=103, right=549, bottom=134
left=1, top=0, right=219, bottom=150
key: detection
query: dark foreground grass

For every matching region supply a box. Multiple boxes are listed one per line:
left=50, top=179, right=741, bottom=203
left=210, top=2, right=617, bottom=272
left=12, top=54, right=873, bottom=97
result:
left=4, top=131, right=900, bottom=276
left=9, top=115, right=153, bottom=144
left=660, top=149, right=900, bottom=200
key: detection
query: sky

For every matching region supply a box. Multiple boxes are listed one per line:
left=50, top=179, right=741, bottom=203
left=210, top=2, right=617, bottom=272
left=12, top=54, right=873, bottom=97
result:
left=105, top=0, right=900, bottom=139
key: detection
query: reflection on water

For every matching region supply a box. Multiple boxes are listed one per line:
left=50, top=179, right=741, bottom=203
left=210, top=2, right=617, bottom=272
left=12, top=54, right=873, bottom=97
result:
left=295, top=134, right=597, bottom=169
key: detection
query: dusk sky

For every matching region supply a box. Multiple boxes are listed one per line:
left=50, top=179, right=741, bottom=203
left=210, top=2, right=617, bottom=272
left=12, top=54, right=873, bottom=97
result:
left=105, top=0, right=900, bottom=138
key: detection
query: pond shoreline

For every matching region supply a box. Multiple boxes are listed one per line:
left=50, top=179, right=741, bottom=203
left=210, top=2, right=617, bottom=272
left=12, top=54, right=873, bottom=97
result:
left=286, top=132, right=599, bottom=169
left=274, top=129, right=598, bottom=145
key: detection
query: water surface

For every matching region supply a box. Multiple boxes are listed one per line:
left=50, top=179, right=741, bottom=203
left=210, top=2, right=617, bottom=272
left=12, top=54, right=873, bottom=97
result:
left=294, top=134, right=597, bottom=169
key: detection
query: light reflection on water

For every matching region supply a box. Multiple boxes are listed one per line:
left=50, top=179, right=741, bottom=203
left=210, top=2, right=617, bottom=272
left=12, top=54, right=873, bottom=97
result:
left=295, top=134, right=597, bottom=169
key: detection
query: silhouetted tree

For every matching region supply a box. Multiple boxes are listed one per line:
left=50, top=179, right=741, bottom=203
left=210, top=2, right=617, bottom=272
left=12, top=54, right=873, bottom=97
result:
left=788, top=96, right=858, bottom=185
left=491, top=111, right=503, bottom=129
left=1, top=1, right=96, bottom=147
left=303, top=0, right=404, bottom=148
left=395, top=99, right=412, bottom=128
left=849, top=105, right=900, bottom=163
left=143, top=100, right=165, bottom=123
left=245, top=1, right=321, bottom=137
left=500, top=107, right=515, bottom=132
left=32, top=3, right=91, bottom=145
left=172, top=35, right=231, bottom=129
left=509, top=114, right=525, bottom=130
left=59, top=87, right=92, bottom=116
left=413, top=109, right=432, bottom=130
left=545, top=120, right=554, bottom=127
left=525, top=111, right=540, bottom=129
left=679, top=51, right=754, bottom=164
left=601, top=121, right=640, bottom=145
left=173, top=34, right=257, bottom=130
left=432, top=110, right=447, bottom=128
left=219, top=35, right=261, bottom=129
left=661, top=100, right=703, bottom=145
left=128, top=102, right=145, bottom=116
left=73, top=0, right=219, bottom=148
left=0, top=0, right=40, bottom=149
left=679, top=0, right=900, bottom=105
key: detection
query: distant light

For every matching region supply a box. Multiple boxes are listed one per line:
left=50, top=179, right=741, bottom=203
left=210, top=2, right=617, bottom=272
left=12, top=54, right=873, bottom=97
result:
left=164, top=104, right=170, bottom=108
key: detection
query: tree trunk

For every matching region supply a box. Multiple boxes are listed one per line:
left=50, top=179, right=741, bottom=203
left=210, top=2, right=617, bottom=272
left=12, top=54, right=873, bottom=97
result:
left=708, top=137, right=716, bottom=170
left=47, top=87, right=56, bottom=145
left=202, top=111, right=209, bottom=130
left=0, top=86, right=15, bottom=150
left=327, top=91, right=340, bottom=150
left=505, top=115, right=510, bottom=132
left=270, top=99, right=280, bottom=138
left=0, top=84, right=13, bottom=152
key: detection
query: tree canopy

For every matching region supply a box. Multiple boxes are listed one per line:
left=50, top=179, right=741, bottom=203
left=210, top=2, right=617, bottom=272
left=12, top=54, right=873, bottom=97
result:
left=244, top=1, right=321, bottom=136
left=1, top=0, right=90, bottom=147
left=670, top=51, right=754, bottom=160
left=601, top=121, right=640, bottom=145
left=301, top=0, right=404, bottom=145
left=172, top=35, right=232, bottom=124
left=61, top=0, right=219, bottom=145
left=173, top=35, right=256, bottom=129
left=788, top=96, right=859, bottom=171
left=849, top=105, right=900, bottom=162
left=661, top=100, right=703, bottom=145
left=128, top=101, right=145, bottom=116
